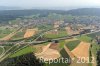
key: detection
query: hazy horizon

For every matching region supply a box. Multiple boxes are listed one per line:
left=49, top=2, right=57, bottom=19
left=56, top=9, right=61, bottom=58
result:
left=0, top=0, right=100, bottom=10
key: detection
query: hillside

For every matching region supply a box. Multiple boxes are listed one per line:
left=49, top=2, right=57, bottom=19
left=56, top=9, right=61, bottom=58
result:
left=66, top=8, right=100, bottom=16
left=1, top=8, right=100, bottom=23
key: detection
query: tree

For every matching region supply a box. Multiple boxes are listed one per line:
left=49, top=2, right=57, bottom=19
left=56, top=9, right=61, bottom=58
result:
left=0, top=53, right=44, bottom=66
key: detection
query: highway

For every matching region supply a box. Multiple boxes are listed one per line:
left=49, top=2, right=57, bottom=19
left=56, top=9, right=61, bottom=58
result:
left=0, top=25, right=99, bottom=62
left=0, top=29, right=100, bottom=46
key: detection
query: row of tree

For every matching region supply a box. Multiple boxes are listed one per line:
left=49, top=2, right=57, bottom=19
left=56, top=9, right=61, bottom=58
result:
left=97, top=50, right=100, bottom=66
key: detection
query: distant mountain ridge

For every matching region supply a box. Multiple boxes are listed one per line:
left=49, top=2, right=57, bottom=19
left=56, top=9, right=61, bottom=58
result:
left=0, top=8, right=100, bottom=23
left=66, top=8, right=100, bottom=16
left=0, top=7, right=100, bottom=16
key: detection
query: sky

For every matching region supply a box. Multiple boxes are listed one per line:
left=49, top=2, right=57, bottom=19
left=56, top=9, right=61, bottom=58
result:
left=0, top=0, right=100, bottom=9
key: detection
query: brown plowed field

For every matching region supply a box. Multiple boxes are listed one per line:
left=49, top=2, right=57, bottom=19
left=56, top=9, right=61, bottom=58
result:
left=24, top=29, right=38, bottom=38
left=71, top=42, right=90, bottom=61
left=36, top=48, right=60, bottom=61
left=35, top=43, right=60, bottom=61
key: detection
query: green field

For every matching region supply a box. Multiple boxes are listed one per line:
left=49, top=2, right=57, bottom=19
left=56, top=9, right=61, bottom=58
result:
left=86, top=31, right=100, bottom=57
left=87, top=31, right=100, bottom=38
left=66, top=40, right=81, bottom=51
left=9, top=46, right=36, bottom=58
left=0, top=47, right=3, bottom=54
left=9, top=42, right=49, bottom=58
left=59, top=40, right=66, bottom=49
left=89, top=41, right=100, bottom=66
left=4, top=46, right=12, bottom=51
left=44, top=30, right=67, bottom=39
left=91, top=42, right=100, bottom=56
left=86, top=32, right=100, bottom=66
left=60, top=48, right=70, bottom=59
left=77, top=35, right=92, bottom=42
left=0, top=29, right=14, bottom=38
left=11, top=31, right=25, bottom=40
left=37, top=24, right=53, bottom=30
